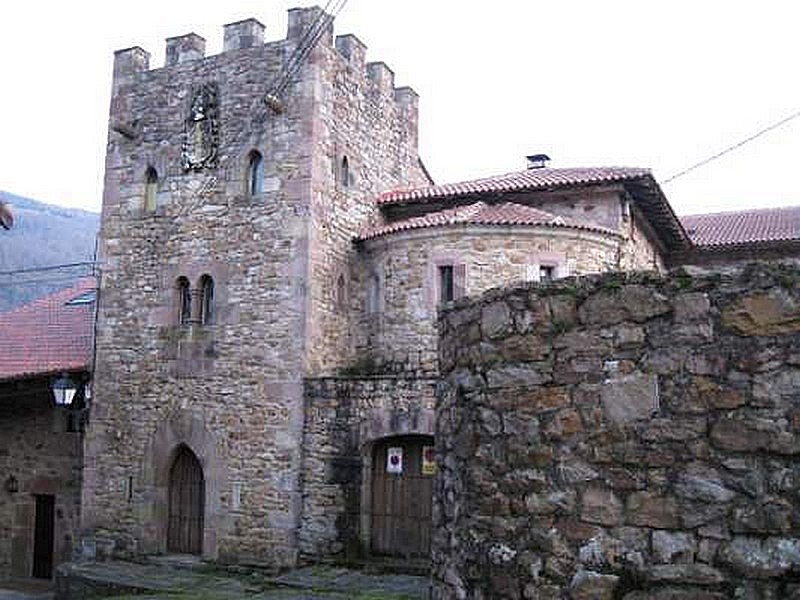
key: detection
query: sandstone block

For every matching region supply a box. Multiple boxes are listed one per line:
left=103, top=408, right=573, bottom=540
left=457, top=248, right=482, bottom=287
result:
left=646, top=564, right=725, bottom=585
left=673, top=464, right=736, bottom=503
left=600, top=373, right=659, bottom=426
left=673, top=292, right=711, bottom=322
left=718, top=536, right=800, bottom=578
left=578, top=285, right=671, bottom=326
left=651, top=530, right=695, bottom=563
left=569, top=570, right=619, bottom=600
left=711, top=415, right=800, bottom=454
left=581, top=487, right=623, bottom=526
left=721, top=288, right=800, bottom=336
left=625, top=492, right=680, bottom=529
left=482, top=301, right=512, bottom=339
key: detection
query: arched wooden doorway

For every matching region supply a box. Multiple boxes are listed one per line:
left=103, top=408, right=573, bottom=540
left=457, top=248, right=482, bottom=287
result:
left=167, top=445, right=204, bottom=554
left=370, top=435, right=434, bottom=558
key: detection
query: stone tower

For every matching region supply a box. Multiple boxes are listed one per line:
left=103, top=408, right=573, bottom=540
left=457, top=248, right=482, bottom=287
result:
left=82, top=6, right=427, bottom=565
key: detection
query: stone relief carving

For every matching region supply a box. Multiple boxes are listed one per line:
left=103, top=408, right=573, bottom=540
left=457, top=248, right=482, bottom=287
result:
left=182, top=82, right=219, bottom=171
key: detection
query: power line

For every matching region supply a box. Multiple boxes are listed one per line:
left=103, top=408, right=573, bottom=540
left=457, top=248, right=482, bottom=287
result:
left=661, top=107, right=800, bottom=185
left=0, top=261, right=97, bottom=277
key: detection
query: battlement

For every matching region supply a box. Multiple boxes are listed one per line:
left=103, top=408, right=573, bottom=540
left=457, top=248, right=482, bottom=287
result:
left=110, top=6, right=414, bottom=109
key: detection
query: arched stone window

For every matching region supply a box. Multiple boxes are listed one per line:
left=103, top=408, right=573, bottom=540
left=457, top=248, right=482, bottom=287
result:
left=145, top=167, right=158, bottom=213
left=247, top=150, right=264, bottom=196
left=341, top=156, right=350, bottom=188
left=176, top=277, right=191, bottom=325
left=199, top=275, right=214, bottom=325
left=335, top=273, right=346, bottom=309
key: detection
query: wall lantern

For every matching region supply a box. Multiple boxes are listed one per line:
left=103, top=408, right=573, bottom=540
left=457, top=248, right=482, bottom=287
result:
left=5, top=475, right=18, bottom=494
left=52, top=373, right=77, bottom=406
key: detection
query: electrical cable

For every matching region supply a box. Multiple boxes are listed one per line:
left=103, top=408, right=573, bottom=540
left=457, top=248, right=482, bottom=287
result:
left=661, top=107, right=800, bottom=185
left=0, top=261, right=97, bottom=277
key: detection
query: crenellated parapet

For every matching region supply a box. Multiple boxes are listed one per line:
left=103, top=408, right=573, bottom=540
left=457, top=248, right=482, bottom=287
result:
left=222, top=18, right=265, bottom=51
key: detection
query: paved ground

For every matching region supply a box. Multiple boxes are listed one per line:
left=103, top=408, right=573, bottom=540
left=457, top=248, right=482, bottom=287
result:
left=0, top=579, right=53, bottom=600
left=13, top=560, right=430, bottom=600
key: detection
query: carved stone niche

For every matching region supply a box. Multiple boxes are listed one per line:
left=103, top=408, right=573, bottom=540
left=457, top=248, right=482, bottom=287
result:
left=182, top=82, right=220, bottom=171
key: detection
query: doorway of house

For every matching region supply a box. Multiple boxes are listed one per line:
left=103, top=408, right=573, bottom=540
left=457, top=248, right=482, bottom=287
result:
left=167, top=445, right=204, bottom=554
left=32, top=494, right=55, bottom=578
left=370, top=435, right=434, bottom=558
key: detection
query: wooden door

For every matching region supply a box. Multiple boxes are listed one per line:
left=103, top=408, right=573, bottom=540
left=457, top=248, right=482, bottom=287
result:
left=167, top=446, right=204, bottom=555
left=32, top=494, right=55, bottom=579
left=370, top=435, right=434, bottom=558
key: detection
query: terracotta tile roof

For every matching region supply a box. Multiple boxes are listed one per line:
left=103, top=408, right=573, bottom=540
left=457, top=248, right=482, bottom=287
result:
left=358, top=201, right=616, bottom=241
left=378, top=166, right=652, bottom=205
left=0, top=278, right=96, bottom=382
left=680, top=206, right=800, bottom=248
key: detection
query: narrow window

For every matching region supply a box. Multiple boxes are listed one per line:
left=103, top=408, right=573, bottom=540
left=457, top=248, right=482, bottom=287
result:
left=335, top=274, right=346, bottom=309
left=199, top=275, right=214, bottom=325
left=247, top=150, right=264, bottom=195
left=438, top=265, right=454, bottom=303
left=341, top=156, right=350, bottom=188
left=177, top=277, right=191, bottom=325
left=540, top=265, right=555, bottom=281
left=145, top=167, right=158, bottom=213
left=367, top=272, right=380, bottom=314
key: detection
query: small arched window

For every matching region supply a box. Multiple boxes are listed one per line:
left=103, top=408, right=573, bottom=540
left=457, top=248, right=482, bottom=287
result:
left=335, top=273, right=346, bottom=309
left=145, top=167, right=158, bottom=213
left=341, top=156, right=350, bottom=188
left=199, top=275, right=214, bottom=325
left=247, top=150, right=264, bottom=196
left=177, top=277, right=191, bottom=325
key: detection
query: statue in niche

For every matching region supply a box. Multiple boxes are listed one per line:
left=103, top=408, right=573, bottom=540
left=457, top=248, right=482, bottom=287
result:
left=182, top=82, right=219, bottom=171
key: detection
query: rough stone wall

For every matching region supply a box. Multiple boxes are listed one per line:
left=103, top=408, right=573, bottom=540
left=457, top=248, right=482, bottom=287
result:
left=434, top=261, right=800, bottom=599
left=299, top=374, right=436, bottom=559
left=354, top=226, right=623, bottom=372
left=0, top=380, right=83, bottom=578
left=307, top=35, right=427, bottom=375
left=86, top=7, right=424, bottom=567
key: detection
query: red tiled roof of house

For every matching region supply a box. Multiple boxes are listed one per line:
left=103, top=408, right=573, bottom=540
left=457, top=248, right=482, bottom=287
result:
left=378, top=166, right=652, bottom=205
left=680, top=206, right=800, bottom=247
left=0, top=278, right=96, bottom=381
left=358, top=201, right=616, bottom=241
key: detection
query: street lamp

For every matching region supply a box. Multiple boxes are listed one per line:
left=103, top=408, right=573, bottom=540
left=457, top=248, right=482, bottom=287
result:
left=51, top=373, right=77, bottom=406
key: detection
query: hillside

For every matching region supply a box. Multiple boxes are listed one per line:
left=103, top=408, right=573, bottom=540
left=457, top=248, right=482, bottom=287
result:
left=0, top=192, right=99, bottom=312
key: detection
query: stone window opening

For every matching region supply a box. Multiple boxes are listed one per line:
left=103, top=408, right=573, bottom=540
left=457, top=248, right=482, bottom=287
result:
left=199, top=275, right=214, bottom=325
left=435, top=263, right=466, bottom=305
left=145, top=166, right=158, bottom=213
left=539, top=265, right=555, bottom=281
left=341, top=156, right=350, bottom=189
left=439, top=265, right=454, bottom=303
left=246, top=150, right=264, bottom=196
left=367, top=272, right=381, bottom=314
left=335, top=273, right=347, bottom=310
left=176, top=277, right=192, bottom=325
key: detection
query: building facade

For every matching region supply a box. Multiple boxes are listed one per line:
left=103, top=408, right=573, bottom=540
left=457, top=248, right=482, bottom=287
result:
left=82, top=5, right=716, bottom=568
left=0, top=279, right=94, bottom=579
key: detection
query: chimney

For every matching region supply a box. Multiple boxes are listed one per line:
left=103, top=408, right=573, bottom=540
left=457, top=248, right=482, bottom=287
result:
left=526, top=154, right=551, bottom=169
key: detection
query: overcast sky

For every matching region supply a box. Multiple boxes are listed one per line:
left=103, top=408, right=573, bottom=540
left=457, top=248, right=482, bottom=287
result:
left=2, top=0, right=799, bottom=216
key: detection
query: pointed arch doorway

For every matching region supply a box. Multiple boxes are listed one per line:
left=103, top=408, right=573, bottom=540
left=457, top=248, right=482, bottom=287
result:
left=167, top=445, right=205, bottom=554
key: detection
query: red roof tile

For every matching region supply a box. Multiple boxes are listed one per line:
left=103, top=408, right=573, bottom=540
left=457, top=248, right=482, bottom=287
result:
left=680, top=206, right=800, bottom=247
left=358, top=201, right=616, bottom=241
left=0, top=278, right=96, bottom=381
left=378, top=166, right=652, bottom=205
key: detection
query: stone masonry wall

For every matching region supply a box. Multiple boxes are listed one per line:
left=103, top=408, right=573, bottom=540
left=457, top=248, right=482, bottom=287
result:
left=299, top=374, right=436, bottom=560
left=434, top=261, right=800, bottom=599
left=87, top=6, right=425, bottom=567
left=0, top=380, right=82, bottom=578
left=355, top=226, right=624, bottom=373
